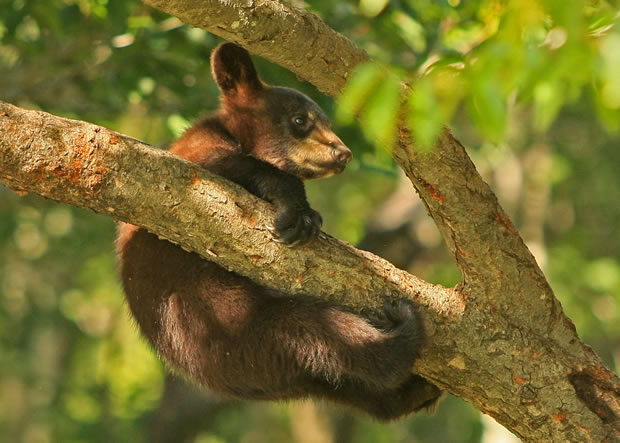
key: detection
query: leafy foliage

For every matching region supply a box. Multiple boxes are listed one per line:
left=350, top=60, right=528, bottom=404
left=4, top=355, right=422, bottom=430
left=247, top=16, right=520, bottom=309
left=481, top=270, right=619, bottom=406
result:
left=337, top=0, right=620, bottom=149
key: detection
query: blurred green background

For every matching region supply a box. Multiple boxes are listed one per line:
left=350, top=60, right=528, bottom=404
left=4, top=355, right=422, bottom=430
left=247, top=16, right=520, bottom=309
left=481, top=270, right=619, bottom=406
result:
left=0, top=1, right=618, bottom=442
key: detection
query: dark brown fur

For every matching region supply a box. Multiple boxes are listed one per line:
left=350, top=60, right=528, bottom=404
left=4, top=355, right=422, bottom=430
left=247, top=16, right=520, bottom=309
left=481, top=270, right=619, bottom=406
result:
left=117, top=43, right=441, bottom=420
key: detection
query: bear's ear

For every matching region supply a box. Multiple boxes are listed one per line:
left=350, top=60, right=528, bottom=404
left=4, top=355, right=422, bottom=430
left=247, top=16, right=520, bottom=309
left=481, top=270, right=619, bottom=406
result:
left=211, top=43, right=263, bottom=102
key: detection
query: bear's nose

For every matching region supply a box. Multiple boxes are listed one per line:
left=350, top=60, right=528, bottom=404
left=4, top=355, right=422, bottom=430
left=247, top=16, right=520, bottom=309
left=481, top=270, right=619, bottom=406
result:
left=333, top=145, right=352, bottom=165
left=327, top=137, right=352, bottom=165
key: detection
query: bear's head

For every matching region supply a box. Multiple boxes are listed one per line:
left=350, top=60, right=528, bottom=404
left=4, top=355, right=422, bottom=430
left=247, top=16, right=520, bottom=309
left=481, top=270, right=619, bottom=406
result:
left=211, top=43, right=352, bottom=180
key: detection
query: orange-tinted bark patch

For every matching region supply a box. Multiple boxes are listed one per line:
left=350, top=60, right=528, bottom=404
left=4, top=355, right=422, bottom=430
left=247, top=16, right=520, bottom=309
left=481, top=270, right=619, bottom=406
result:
left=513, top=375, right=527, bottom=385
left=418, top=177, right=445, bottom=203
left=495, top=210, right=517, bottom=234
left=552, top=413, right=566, bottom=422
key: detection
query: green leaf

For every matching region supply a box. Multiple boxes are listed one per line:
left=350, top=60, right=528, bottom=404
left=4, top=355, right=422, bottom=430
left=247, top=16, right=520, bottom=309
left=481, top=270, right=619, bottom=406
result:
left=593, top=88, right=620, bottom=131
left=533, top=81, right=563, bottom=131
left=336, top=62, right=384, bottom=124
left=598, top=32, right=620, bottom=110
left=391, top=11, right=427, bottom=53
left=359, top=0, right=390, bottom=17
left=359, top=71, right=402, bottom=150
left=167, top=113, right=190, bottom=138
left=423, top=52, right=466, bottom=72
left=585, top=258, right=620, bottom=293
left=407, top=76, right=443, bottom=150
left=469, top=77, right=507, bottom=141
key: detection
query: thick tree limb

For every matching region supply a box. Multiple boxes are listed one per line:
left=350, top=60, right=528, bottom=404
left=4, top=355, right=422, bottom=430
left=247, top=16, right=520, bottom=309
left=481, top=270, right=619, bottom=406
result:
left=2, top=0, right=618, bottom=440
left=0, top=101, right=446, bottom=313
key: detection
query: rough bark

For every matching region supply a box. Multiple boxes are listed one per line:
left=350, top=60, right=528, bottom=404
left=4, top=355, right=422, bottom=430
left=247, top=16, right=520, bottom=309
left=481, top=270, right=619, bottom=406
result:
left=1, top=1, right=618, bottom=440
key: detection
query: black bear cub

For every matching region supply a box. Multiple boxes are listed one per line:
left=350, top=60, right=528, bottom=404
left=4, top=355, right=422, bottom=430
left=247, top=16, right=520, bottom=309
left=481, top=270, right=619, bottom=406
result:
left=117, top=43, right=441, bottom=420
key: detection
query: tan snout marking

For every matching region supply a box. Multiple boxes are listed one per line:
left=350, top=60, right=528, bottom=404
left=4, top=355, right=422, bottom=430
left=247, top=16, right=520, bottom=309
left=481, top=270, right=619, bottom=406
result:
left=311, top=122, right=345, bottom=148
left=287, top=124, right=351, bottom=179
left=287, top=136, right=334, bottom=176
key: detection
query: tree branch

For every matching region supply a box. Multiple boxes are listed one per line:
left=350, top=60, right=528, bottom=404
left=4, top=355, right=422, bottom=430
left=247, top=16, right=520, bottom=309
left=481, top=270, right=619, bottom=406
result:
left=2, top=0, right=618, bottom=439
left=0, top=101, right=446, bottom=312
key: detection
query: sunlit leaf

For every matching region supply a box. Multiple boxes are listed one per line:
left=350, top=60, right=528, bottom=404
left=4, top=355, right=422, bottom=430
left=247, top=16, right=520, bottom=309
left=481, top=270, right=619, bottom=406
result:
left=336, top=62, right=384, bottom=124
left=430, top=66, right=466, bottom=123
left=469, top=76, right=507, bottom=141
left=359, top=71, right=402, bottom=150
left=423, top=53, right=466, bottom=73
left=593, top=88, right=620, bottom=131
left=533, top=81, right=563, bottom=130
left=391, top=11, right=426, bottom=53
left=167, top=113, right=190, bottom=138
left=407, top=76, right=443, bottom=150
left=598, top=33, right=620, bottom=110
left=588, top=11, right=617, bottom=37
left=359, top=0, right=390, bottom=17
left=585, top=258, right=620, bottom=292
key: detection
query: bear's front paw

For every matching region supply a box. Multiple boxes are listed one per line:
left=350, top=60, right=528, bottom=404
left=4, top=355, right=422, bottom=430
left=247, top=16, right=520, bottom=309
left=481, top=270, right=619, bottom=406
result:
left=268, top=206, right=322, bottom=246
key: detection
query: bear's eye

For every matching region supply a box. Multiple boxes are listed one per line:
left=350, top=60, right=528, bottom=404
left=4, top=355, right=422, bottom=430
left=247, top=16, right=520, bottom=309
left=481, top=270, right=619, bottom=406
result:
left=293, top=115, right=307, bottom=127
